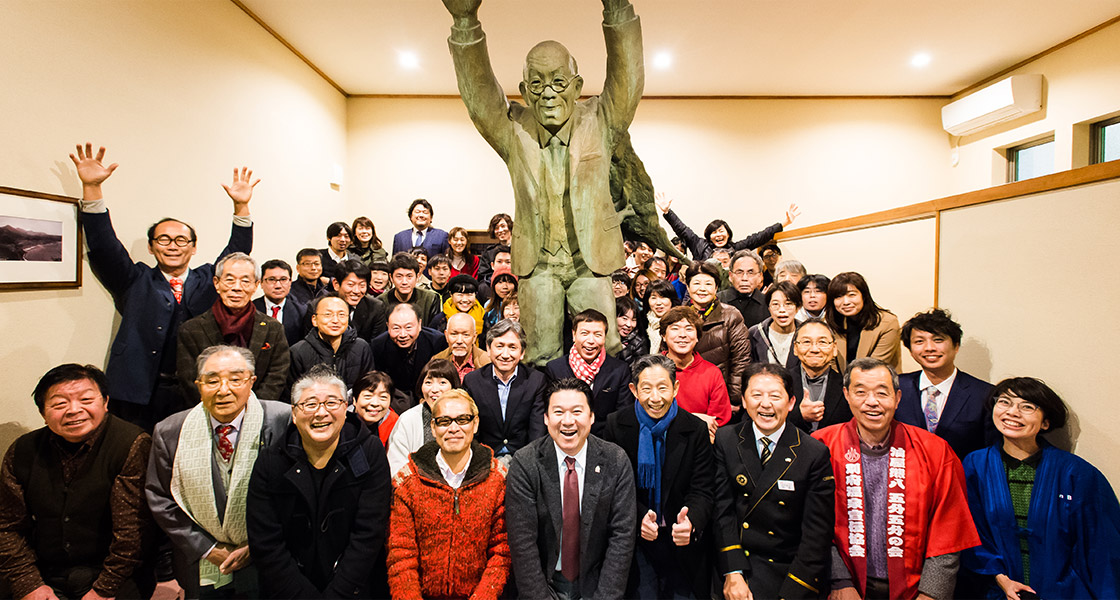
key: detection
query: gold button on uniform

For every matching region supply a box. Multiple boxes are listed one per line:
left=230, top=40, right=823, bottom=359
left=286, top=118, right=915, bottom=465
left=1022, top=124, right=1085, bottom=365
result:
left=742, top=522, right=749, bottom=529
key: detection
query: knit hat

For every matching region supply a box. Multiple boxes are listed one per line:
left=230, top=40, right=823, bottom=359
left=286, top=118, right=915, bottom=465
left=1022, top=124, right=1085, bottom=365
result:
left=491, top=266, right=517, bottom=286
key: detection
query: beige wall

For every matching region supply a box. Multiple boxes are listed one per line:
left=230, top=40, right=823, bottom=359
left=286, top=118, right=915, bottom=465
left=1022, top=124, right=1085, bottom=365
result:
left=347, top=96, right=953, bottom=236
left=0, top=0, right=347, bottom=445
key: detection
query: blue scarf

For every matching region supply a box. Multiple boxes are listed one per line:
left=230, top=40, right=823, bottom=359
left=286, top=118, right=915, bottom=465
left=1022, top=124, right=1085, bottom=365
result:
left=634, top=399, right=678, bottom=521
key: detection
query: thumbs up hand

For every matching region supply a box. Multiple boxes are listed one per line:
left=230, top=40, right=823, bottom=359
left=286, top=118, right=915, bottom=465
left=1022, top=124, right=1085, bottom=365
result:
left=671, top=506, right=692, bottom=546
left=640, top=509, right=659, bottom=541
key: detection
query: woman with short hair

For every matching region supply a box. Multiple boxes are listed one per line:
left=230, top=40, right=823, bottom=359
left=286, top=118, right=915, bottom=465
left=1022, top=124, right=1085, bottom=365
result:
left=643, top=279, right=680, bottom=354
left=747, top=281, right=802, bottom=370
left=660, top=305, right=731, bottom=439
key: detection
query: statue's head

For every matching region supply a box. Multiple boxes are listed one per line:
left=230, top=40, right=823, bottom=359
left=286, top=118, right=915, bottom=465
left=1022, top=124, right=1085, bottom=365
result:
left=520, top=41, right=583, bottom=132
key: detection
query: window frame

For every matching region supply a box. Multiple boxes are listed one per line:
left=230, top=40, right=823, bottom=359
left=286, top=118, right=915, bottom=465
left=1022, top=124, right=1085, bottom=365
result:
left=1090, top=115, right=1120, bottom=165
left=1007, top=136, right=1056, bottom=183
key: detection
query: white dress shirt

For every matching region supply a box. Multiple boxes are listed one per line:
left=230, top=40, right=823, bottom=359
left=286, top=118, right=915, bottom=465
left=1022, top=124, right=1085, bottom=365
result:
left=918, top=368, right=958, bottom=420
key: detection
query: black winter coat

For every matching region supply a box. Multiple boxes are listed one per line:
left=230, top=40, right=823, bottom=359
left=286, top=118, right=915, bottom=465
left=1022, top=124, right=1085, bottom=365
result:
left=287, top=327, right=375, bottom=393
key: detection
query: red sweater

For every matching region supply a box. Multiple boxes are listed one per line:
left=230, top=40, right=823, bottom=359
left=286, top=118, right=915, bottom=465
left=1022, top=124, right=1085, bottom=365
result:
left=674, top=353, right=732, bottom=425
left=388, top=441, right=510, bottom=600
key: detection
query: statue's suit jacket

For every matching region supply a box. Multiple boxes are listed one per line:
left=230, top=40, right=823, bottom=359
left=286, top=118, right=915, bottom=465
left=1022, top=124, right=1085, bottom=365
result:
left=144, top=398, right=291, bottom=598
left=447, top=8, right=643, bottom=277
left=505, top=435, right=637, bottom=600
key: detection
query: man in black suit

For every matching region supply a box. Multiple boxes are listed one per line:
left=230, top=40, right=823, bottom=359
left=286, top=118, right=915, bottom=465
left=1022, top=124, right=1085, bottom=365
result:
left=788, top=319, right=852, bottom=432
left=324, top=259, right=388, bottom=343
left=718, top=250, right=769, bottom=329
left=254, top=258, right=306, bottom=347
left=462, top=319, right=546, bottom=462
left=289, top=249, right=329, bottom=310
left=714, top=362, right=834, bottom=600
left=370, top=303, right=447, bottom=408
left=545, top=310, right=633, bottom=436
left=896, top=308, right=994, bottom=459
left=506, top=378, right=636, bottom=600
left=601, top=355, right=715, bottom=598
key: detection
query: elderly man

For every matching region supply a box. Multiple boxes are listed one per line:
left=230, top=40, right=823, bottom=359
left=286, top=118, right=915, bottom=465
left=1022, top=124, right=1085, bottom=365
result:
left=601, top=355, right=715, bottom=599
left=146, top=346, right=290, bottom=598
left=435, top=312, right=491, bottom=381
left=713, top=363, right=834, bottom=600
left=506, top=378, right=636, bottom=600
left=388, top=389, right=510, bottom=599
left=0, top=364, right=152, bottom=600
left=327, top=259, right=389, bottom=343
left=463, top=319, right=547, bottom=462
left=718, top=250, right=768, bottom=330
left=440, top=0, right=644, bottom=366
left=176, top=252, right=289, bottom=403
left=70, top=144, right=255, bottom=431
left=253, top=258, right=306, bottom=347
left=391, top=199, right=449, bottom=258
left=371, top=303, right=448, bottom=405
left=788, top=319, right=853, bottom=432
left=545, top=310, right=633, bottom=436
left=814, top=358, right=980, bottom=600
left=378, top=253, right=444, bottom=329
left=247, top=367, right=392, bottom=599
left=896, top=309, right=994, bottom=459
left=288, top=296, right=375, bottom=392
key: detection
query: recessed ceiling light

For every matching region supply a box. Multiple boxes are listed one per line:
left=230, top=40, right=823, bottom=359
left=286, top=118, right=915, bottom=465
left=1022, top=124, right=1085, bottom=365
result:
left=910, top=52, right=932, bottom=68
left=652, top=51, right=673, bottom=70
left=398, top=51, right=420, bottom=70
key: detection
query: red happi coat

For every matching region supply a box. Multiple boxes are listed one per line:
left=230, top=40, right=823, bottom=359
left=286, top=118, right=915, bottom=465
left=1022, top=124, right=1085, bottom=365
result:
left=814, top=420, right=979, bottom=600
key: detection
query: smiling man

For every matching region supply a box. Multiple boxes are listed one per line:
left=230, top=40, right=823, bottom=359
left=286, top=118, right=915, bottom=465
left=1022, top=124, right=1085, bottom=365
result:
left=896, top=309, right=995, bottom=459
left=146, top=346, right=290, bottom=599
left=247, top=366, right=392, bottom=599
left=326, top=259, right=389, bottom=343
left=0, top=364, right=152, bottom=600
left=253, top=258, right=306, bottom=346
left=378, top=252, right=445, bottom=329
left=601, top=355, right=715, bottom=599
left=392, top=199, right=450, bottom=258
left=505, top=378, right=636, bottom=600
left=545, top=309, right=634, bottom=436
left=288, top=296, right=374, bottom=393
left=370, top=303, right=449, bottom=404
left=70, top=144, right=255, bottom=431
left=787, top=319, right=853, bottom=432
left=814, top=358, right=979, bottom=600
left=176, top=252, right=289, bottom=403
left=712, top=363, right=834, bottom=600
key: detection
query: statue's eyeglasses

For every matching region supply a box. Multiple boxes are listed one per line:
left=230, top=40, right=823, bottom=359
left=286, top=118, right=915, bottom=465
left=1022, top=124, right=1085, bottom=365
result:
left=525, top=75, right=577, bottom=95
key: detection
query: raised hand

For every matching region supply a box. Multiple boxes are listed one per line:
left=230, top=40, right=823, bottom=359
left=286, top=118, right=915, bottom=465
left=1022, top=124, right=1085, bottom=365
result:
left=783, top=203, right=801, bottom=227
left=655, top=192, right=672, bottom=214
left=671, top=506, right=692, bottom=546
left=800, top=398, right=825, bottom=422
left=441, top=0, right=481, bottom=20
left=221, top=167, right=259, bottom=216
left=69, top=143, right=118, bottom=192
left=640, top=509, right=659, bottom=541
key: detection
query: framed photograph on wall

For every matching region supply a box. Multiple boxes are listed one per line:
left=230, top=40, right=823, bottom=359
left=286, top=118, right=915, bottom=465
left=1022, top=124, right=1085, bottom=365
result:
left=0, top=186, right=82, bottom=291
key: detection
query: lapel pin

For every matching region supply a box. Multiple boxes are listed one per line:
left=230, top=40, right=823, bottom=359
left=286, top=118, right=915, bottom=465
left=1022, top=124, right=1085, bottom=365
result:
left=785, top=458, right=791, bottom=462
left=736, top=474, right=747, bottom=486
left=595, top=465, right=601, bottom=473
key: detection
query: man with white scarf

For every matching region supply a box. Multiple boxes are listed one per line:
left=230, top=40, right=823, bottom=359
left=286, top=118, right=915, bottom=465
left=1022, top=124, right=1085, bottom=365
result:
left=145, top=345, right=290, bottom=598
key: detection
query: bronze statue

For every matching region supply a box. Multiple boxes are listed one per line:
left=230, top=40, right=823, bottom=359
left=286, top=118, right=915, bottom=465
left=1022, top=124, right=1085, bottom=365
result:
left=441, top=0, right=672, bottom=365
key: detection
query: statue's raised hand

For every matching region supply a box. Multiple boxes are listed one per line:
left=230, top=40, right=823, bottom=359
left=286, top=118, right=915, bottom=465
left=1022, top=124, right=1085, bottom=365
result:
left=441, top=0, right=481, bottom=20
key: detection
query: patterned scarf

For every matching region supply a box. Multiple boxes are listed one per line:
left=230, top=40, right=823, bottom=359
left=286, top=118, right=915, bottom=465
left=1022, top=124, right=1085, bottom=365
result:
left=634, top=400, right=678, bottom=521
left=170, top=395, right=264, bottom=588
left=568, top=344, right=606, bottom=386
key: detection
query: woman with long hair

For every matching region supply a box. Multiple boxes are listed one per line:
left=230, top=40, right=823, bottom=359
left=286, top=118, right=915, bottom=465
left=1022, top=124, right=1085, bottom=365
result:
left=825, top=271, right=901, bottom=371
left=349, top=216, right=387, bottom=266
left=446, top=226, right=480, bottom=279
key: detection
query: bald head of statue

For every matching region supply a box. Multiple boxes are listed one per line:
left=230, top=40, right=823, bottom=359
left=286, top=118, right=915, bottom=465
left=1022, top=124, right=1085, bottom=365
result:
left=520, top=40, right=584, bottom=133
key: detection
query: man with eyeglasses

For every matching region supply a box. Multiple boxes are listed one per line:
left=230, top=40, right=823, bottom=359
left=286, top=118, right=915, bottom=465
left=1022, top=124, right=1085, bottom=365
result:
left=253, top=258, right=306, bottom=346
left=440, top=0, right=644, bottom=367
left=146, top=345, right=291, bottom=599
left=788, top=319, right=852, bottom=432
left=70, top=144, right=255, bottom=431
left=176, top=253, right=289, bottom=404
left=814, top=358, right=979, bottom=600
left=718, top=250, right=769, bottom=329
left=387, top=389, right=511, bottom=599
left=288, top=296, right=374, bottom=393
left=247, top=365, right=392, bottom=599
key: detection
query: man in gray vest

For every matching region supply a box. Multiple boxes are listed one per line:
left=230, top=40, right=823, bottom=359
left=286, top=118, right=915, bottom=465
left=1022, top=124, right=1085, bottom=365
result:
left=146, top=345, right=290, bottom=598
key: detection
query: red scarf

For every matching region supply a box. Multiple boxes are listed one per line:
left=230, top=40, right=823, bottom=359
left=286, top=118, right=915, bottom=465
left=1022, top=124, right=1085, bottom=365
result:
left=814, top=420, right=979, bottom=599
left=211, top=299, right=256, bottom=348
left=568, top=344, right=605, bottom=386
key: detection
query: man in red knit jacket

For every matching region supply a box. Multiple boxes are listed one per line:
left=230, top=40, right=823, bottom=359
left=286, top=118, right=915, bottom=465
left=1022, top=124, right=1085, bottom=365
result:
left=387, top=389, right=511, bottom=599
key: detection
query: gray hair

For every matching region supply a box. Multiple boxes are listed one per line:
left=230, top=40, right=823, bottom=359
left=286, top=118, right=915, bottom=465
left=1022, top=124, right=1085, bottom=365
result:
left=730, top=249, right=764, bottom=273
left=290, top=364, right=348, bottom=405
left=630, top=354, right=677, bottom=386
left=485, top=318, right=527, bottom=350
left=775, top=259, right=807, bottom=279
left=843, top=357, right=899, bottom=393
left=215, top=252, right=260, bottom=280
left=196, top=345, right=255, bottom=377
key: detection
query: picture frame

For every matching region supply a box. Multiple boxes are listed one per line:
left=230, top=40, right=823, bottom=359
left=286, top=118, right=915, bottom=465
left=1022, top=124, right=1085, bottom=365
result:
left=0, top=186, right=82, bottom=291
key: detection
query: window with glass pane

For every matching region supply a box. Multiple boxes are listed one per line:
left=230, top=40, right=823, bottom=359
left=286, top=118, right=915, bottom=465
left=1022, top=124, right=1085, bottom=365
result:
left=1092, top=117, right=1120, bottom=164
left=1008, top=138, right=1055, bottom=182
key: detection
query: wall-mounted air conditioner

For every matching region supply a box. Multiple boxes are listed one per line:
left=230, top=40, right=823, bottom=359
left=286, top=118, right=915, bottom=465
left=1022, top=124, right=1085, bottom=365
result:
left=941, top=74, right=1043, bottom=137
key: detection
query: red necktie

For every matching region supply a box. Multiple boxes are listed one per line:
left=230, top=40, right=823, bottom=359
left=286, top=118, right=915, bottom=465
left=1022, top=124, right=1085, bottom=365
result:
left=271, top=305, right=280, bottom=320
left=216, top=424, right=235, bottom=461
left=562, top=456, right=580, bottom=581
left=169, top=277, right=183, bottom=304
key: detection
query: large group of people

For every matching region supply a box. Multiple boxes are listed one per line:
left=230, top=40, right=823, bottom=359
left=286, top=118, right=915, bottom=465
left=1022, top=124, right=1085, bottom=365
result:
left=2, top=142, right=1118, bottom=600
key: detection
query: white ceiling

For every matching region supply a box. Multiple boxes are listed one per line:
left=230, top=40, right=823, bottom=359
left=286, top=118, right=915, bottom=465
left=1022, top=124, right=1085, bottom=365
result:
left=239, top=0, right=1120, bottom=97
